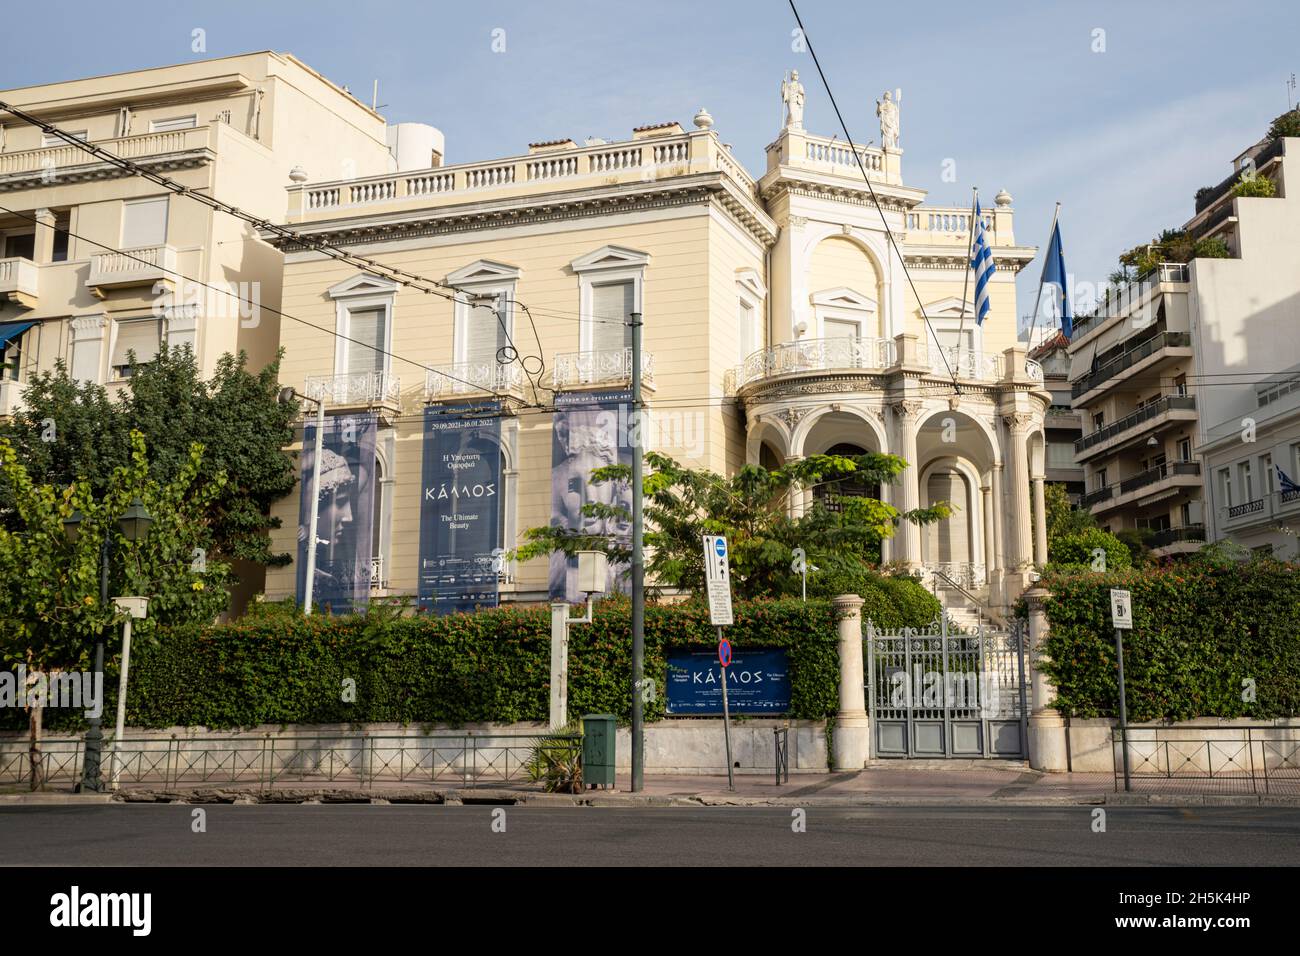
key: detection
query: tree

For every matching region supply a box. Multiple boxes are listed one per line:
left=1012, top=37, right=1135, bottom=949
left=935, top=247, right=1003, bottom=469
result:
left=1044, top=481, right=1094, bottom=544
left=1047, top=527, right=1132, bottom=574
left=0, top=346, right=298, bottom=568
left=0, top=430, right=230, bottom=788
left=513, top=451, right=951, bottom=601
left=1267, top=108, right=1300, bottom=141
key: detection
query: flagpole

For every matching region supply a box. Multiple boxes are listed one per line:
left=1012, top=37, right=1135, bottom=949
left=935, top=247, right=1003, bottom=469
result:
left=956, top=186, right=977, bottom=380
left=1027, top=202, right=1062, bottom=352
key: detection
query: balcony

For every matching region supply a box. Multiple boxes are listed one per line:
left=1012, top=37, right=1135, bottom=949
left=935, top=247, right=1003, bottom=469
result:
left=1224, top=497, right=1266, bottom=522
left=303, top=371, right=402, bottom=415
left=1149, top=525, right=1206, bottom=552
left=1074, top=395, right=1197, bottom=461
left=287, top=129, right=758, bottom=223
left=1079, top=485, right=1114, bottom=509
left=1192, top=137, right=1285, bottom=216
left=553, top=347, right=653, bottom=390
left=732, top=336, right=895, bottom=391
left=1046, top=405, right=1081, bottom=428
left=86, top=245, right=177, bottom=297
left=0, top=257, right=39, bottom=308
left=921, top=344, right=1002, bottom=381
left=1069, top=263, right=1189, bottom=343
left=1118, top=460, right=1201, bottom=496
left=425, top=361, right=526, bottom=401
left=1071, top=330, right=1191, bottom=401
left=0, top=126, right=215, bottom=191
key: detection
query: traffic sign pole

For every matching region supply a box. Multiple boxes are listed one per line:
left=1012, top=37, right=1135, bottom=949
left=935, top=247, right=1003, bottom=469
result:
left=719, top=626, right=734, bottom=792
left=1115, top=628, right=1132, bottom=793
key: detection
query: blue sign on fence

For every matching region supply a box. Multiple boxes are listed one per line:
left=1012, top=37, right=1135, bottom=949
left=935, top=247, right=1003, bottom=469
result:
left=665, top=649, right=790, bottom=715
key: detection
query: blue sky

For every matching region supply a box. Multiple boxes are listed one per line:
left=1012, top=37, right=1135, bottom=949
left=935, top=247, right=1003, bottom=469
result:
left=5, top=0, right=1298, bottom=332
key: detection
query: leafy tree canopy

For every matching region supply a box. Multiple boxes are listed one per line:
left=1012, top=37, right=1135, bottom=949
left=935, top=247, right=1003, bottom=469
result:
left=513, top=450, right=952, bottom=600
left=0, top=346, right=298, bottom=567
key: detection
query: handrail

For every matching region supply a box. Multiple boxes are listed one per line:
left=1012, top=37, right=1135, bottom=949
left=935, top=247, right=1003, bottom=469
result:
left=926, top=566, right=989, bottom=628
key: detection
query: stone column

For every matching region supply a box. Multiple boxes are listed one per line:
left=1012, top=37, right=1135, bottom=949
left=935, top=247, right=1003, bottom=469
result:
left=1003, top=413, right=1034, bottom=595
left=785, top=453, right=807, bottom=518
left=991, top=463, right=1006, bottom=605
left=832, top=594, right=870, bottom=770
left=1032, top=475, right=1048, bottom=568
left=981, top=482, right=996, bottom=599
left=33, top=208, right=57, bottom=264
left=890, top=399, right=924, bottom=570
left=1023, top=585, right=1068, bottom=771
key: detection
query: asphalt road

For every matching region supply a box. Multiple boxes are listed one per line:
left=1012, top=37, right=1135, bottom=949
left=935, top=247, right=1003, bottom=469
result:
left=2, top=804, right=1298, bottom=866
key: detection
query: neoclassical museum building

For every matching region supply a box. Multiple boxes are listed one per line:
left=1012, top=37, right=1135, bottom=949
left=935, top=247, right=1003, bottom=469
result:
left=260, top=72, right=1050, bottom=618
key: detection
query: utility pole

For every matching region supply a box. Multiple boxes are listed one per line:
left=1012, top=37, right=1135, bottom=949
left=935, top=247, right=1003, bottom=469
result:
left=630, top=310, right=645, bottom=792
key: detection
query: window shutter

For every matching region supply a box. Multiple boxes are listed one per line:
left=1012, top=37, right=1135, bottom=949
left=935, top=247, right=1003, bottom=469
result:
left=591, top=281, right=632, bottom=352
left=464, top=295, right=507, bottom=369
left=347, top=307, right=386, bottom=375
left=122, top=197, right=169, bottom=248
left=71, top=339, right=101, bottom=384
left=111, top=320, right=160, bottom=373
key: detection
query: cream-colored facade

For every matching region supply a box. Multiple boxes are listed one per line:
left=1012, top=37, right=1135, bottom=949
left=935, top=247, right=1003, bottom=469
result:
left=262, top=87, right=1051, bottom=617
left=0, top=52, right=399, bottom=603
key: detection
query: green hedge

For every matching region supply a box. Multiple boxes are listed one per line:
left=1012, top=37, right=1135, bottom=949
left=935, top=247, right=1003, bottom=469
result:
left=6, top=575, right=942, bottom=732
left=1040, top=565, right=1300, bottom=721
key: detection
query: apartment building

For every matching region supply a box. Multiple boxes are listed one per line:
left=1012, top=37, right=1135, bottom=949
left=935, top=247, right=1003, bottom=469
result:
left=1028, top=330, right=1084, bottom=502
left=1186, top=133, right=1300, bottom=559
left=0, top=51, right=400, bottom=602
left=1068, top=129, right=1300, bottom=559
left=260, top=81, right=1051, bottom=618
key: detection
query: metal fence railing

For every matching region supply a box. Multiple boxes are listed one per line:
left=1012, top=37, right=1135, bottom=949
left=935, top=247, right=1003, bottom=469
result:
left=0, top=733, right=583, bottom=791
left=1110, top=726, right=1300, bottom=795
left=773, top=727, right=789, bottom=785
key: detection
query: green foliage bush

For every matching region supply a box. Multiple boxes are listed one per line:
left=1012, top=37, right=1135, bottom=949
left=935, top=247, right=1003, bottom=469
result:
left=1232, top=175, right=1277, bottom=198
left=7, top=598, right=846, bottom=731
left=1040, top=565, right=1300, bottom=721
left=1267, top=108, right=1300, bottom=141
left=1047, top=528, right=1132, bottom=573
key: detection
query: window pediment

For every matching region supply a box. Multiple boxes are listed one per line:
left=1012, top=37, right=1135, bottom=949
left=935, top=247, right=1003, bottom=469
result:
left=328, top=273, right=400, bottom=300
left=446, top=259, right=521, bottom=287
left=736, top=267, right=767, bottom=300
left=810, top=287, right=876, bottom=312
left=923, top=296, right=976, bottom=320
left=570, top=245, right=650, bottom=273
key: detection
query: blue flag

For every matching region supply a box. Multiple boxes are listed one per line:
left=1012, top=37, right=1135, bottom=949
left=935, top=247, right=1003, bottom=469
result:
left=1041, top=219, right=1073, bottom=339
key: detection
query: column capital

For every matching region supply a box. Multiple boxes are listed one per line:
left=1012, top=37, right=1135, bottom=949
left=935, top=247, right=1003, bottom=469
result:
left=832, top=593, right=865, bottom=614
left=1002, top=411, right=1035, bottom=433
left=891, top=398, right=926, bottom=423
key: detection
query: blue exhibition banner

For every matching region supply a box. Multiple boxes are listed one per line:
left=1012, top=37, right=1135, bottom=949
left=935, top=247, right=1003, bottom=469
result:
left=296, top=413, right=377, bottom=616
left=548, top=388, right=633, bottom=602
left=665, top=649, right=791, bottom=715
left=418, top=401, right=503, bottom=614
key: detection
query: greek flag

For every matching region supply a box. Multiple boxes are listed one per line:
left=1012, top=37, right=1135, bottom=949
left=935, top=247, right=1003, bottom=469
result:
left=1277, top=464, right=1300, bottom=494
left=969, top=199, right=995, bottom=326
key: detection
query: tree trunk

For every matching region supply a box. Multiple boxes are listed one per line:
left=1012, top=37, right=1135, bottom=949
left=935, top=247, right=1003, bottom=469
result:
left=27, top=700, right=43, bottom=792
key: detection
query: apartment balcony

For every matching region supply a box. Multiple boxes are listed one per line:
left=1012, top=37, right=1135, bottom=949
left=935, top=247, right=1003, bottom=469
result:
left=425, top=361, right=526, bottom=401
left=303, top=371, right=402, bottom=418
left=86, top=245, right=177, bottom=297
left=1086, top=460, right=1202, bottom=515
left=1149, top=524, right=1206, bottom=556
left=1069, top=263, right=1190, bottom=344
left=1045, top=405, right=1081, bottom=428
left=0, top=126, right=216, bottom=192
left=1071, top=330, right=1192, bottom=402
left=1079, top=485, right=1114, bottom=509
left=1190, top=137, right=1286, bottom=221
left=1221, top=496, right=1270, bottom=530
left=0, top=257, right=39, bottom=309
left=1073, top=395, right=1197, bottom=463
left=553, top=347, right=653, bottom=391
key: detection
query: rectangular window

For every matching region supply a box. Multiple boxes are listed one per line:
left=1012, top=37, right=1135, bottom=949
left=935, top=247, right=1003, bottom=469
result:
left=1262, top=454, right=1274, bottom=495
left=1173, top=373, right=1187, bottom=396
left=41, top=130, right=87, bottom=147
left=461, top=292, right=509, bottom=369
left=1220, top=467, right=1232, bottom=506
left=591, top=280, right=633, bottom=352
left=149, top=115, right=197, bottom=132
left=0, top=335, right=21, bottom=381
left=1238, top=461, right=1254, bottom=503
left=111, top=319, right=161, bottom=379
left=824, top=317, right=860, bottom=340
left=739, top=299, right=756, bottom=358
left=1180, top=502, right=1192, bottom=526
left=345, top=307, right=386, bottom=376
left=52, top=214, right=70, bottom=262
left=4, top=233, right=35, bottom=260
left=1096, top=468, right=1108, bottom=490
left=121, top=197, right=169, bottom=248
left=1092, top=412, right=1104, bottom=431
left=71, top=337, right=101, bottom=385
left=1178, top=437, right=1192, bottom=462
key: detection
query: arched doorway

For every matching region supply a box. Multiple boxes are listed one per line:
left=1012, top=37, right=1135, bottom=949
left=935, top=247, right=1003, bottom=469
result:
left=813, top=441, right=882, bottom=511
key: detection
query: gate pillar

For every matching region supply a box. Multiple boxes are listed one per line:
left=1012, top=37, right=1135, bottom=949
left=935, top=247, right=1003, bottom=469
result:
left=1024, top=584, right=1069, bottom=771
left=832, top=594, right=870, bottom=770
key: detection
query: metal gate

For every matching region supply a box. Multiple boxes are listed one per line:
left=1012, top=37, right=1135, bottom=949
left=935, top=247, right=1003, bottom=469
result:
left=866, top=615, right=1028, bottom=759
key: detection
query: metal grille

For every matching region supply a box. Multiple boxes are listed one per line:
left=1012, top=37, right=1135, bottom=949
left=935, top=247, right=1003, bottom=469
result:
left=866, top=616, right=1028, bottom=759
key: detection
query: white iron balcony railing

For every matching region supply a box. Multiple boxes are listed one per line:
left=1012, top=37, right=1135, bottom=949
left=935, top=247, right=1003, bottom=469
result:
left=425, top=361, right=525, bottom=399
left=920, top=344, right=1003, bottom=381
left=553, top=347, right=653, bottom=389
left=303, top=371, right=401, bottom=406
left=734, top=336, right=895, bottom=389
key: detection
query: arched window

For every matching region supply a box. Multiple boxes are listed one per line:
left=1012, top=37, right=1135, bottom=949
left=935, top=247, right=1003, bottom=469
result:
left=813, top=442, right=881, bottom=511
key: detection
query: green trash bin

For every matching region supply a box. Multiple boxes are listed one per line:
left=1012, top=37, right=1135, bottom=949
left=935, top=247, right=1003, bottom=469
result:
left=582, top=714, right=617, bottom=789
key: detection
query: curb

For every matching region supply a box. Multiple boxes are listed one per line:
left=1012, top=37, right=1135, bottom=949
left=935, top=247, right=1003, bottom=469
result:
left=0, top=793, right=115, bottom=805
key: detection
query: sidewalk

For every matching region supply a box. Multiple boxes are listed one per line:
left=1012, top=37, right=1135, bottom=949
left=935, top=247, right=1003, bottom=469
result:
left=6, top=762, right=1294, bottom=806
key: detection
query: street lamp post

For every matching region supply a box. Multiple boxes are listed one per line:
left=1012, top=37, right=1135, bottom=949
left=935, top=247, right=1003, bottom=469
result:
left=64, top=497, right=153, bottom=793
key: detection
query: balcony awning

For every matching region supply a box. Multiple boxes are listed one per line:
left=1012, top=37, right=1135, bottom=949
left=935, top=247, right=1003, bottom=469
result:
left=0, top=321, right=36, bottom=348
